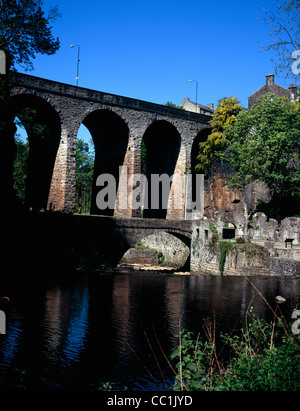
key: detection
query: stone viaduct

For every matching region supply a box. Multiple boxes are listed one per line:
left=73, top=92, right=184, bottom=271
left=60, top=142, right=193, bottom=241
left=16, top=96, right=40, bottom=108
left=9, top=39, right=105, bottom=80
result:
left=9, top=72, right=211, bottom=220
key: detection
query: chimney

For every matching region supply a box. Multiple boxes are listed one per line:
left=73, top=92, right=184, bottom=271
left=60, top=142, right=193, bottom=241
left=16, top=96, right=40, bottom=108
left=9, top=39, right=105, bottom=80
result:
left=266, top=74, right=275, bottom=86
left=289, top=83, right=297, bottom=95
left=207, top=103, right=214, bottom=110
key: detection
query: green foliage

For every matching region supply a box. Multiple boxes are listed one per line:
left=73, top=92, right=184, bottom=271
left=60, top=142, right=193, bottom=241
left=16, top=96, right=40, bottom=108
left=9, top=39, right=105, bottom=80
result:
left=165, top=101, right=185, bottom=110
left=171, top=312, right=300, bottom=391
left=13, top=134, right=29, bottom=203
left=133, top=241, right=150, bottom=250
left=141, top=139, right=147, bottom=174
left=0, top=0, right=61, bottom=70
left=209, top=222, right=218, bottom=236
left=195, top=97, right=242, bottom=173
left=224, top=94, right=300, bottom=219
left=219, top=241, right=233, bottom=276
left=76, top=138, right=94, bottom=214
left=157, top=251, right=165, bottom=265
left=15, top=107, right=49, bottom=138
left=0, top=1, right=61, bottom=208
left=12, top=108, right=49, bottom=205
left=171, top=329, right=215, bottom=391
left=12, top=106, right=66, bottom=206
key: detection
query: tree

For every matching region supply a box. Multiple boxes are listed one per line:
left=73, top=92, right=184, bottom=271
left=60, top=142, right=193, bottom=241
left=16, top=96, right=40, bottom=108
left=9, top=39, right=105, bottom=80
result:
left=13, top=133, right=29, bottom=203
left=0, top=0, right=61, bottom=210
left=223, top=94, right=300, bottom=219
left=259, top=0, right=300, bottom=83
left=195, top=96, right=242, bottom=173
left=76, top=138, right=95, bottom=214
left=0, top=0, right=61, bottom=70
left=164, top=101, right=185, bottom=110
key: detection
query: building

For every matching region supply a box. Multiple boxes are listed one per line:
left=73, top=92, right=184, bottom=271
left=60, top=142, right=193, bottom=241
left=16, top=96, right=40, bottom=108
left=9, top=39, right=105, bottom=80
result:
left=179, top=97, right=214, bottom=115
left=248, top=74, right=298, bottom=108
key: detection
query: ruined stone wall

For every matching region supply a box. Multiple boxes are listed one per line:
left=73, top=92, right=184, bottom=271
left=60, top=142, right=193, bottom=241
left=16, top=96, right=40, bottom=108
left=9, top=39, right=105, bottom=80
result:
left=190, top=214, right=300, bottom=276
left=249, top=213, right=300, bottom=245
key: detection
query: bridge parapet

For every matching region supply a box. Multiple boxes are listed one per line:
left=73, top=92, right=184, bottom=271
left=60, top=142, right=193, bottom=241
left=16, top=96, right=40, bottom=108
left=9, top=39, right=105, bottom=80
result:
left=10, top=73, right=210, bottom=123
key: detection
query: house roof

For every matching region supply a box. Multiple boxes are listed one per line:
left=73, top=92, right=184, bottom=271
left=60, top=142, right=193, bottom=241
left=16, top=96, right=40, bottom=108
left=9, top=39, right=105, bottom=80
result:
left=180, top=98, right=214, bottom=113
left=248, top=74, right=293, bottom=108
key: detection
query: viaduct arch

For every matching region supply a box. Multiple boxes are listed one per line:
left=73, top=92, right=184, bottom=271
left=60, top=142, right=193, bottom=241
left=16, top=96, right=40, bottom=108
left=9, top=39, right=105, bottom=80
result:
left=9, top=73, right=212, bottom=219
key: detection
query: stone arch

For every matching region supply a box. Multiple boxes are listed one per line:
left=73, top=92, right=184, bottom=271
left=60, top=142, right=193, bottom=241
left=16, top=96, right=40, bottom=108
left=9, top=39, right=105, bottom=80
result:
left=80, top=108, right=129, bottom=215
left=77, top=105, right=131, bottom=134
left=119, top=231, right=190, bottom=270
left=141, top=120, right=181, bottom=219
left=9, top=93, right=62, bottom=210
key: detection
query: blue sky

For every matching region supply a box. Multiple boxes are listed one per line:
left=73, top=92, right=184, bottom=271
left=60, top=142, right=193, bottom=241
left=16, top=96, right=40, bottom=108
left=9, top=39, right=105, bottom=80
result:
left=17, top=1, right=294, bottom=110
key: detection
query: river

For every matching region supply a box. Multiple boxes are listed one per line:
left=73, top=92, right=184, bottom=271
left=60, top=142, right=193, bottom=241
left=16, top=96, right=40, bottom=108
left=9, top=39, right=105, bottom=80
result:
left=0, top=271, right=300, bottom=391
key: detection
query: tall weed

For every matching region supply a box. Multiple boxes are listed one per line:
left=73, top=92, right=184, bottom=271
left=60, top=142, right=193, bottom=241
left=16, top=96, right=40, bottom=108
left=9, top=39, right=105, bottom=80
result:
left=171, top=311, right=300, bottom=391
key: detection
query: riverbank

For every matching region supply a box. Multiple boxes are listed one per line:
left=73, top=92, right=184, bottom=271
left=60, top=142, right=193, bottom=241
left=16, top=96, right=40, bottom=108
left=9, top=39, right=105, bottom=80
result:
left=1, top=271, right=300, bottom=391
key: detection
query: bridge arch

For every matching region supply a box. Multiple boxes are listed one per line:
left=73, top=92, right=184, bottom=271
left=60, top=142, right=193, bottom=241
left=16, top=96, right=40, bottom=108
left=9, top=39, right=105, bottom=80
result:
left=119, top=230, right=190, bottom=270
left=79, top=108, right=129, bottom=215
left=141, top=120, right=181, bottom=219
left=9, top=93, right=62, bottom=210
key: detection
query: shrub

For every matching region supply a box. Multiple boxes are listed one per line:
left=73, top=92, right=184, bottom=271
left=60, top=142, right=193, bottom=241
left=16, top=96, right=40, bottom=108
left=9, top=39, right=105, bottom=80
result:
left=171, top=312, right=300, bottom=391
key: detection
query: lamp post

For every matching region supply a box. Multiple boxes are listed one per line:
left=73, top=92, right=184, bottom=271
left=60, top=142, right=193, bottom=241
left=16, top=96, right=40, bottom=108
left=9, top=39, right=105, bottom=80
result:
left=70, top=44, right=80, bottom=86
left=189, top=79, right=198, bottom=113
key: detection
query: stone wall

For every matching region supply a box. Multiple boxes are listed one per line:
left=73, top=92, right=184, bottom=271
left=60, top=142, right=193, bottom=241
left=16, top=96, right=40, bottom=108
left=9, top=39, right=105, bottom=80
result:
left=190, top=213, right=300, bottom=276
left=203, top=161, right=271, bottom=218
left=120, top=231, right=190, bottom=269
left=270, top=257, right=300, bottom=276
left=140, top=232, right=190, bottom=266
left=249, top=213, right=300, bottom=245
left=190, top=223, right=271, bottom=276
left=190, top=232, right=300, bottom=276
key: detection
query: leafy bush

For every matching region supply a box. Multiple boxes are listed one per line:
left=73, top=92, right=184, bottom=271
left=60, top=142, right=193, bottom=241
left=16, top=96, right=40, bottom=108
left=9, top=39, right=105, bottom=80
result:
left=171, top=312, right=300, bottom=391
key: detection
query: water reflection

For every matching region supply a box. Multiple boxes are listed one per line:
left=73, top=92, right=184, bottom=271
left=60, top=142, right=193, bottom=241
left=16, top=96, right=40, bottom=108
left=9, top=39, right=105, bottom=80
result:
left=0, top=273, right=299, bottom=390
left=42, top=282, right=90, bottom=366
left=0, top=312, right=23, bottom=374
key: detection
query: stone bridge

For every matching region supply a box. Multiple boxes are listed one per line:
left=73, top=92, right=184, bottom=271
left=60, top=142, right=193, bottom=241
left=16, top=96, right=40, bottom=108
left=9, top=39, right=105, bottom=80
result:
left=76, top=214, right=193, bottom=264
left=22, top=211, right=193, bottom=271
left=9, top=73, right=211, bottom=219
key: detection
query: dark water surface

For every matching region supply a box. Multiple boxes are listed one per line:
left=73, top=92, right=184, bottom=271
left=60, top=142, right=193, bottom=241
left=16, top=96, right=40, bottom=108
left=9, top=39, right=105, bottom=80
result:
left=0, top=271, right=300, bottom=391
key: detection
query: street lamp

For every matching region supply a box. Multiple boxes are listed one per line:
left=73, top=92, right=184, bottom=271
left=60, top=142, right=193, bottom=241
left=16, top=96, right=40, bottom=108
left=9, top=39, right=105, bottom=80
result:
left=189, top=79, right=198, bottom=113
left=70, top=44, right=80, bottom=86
